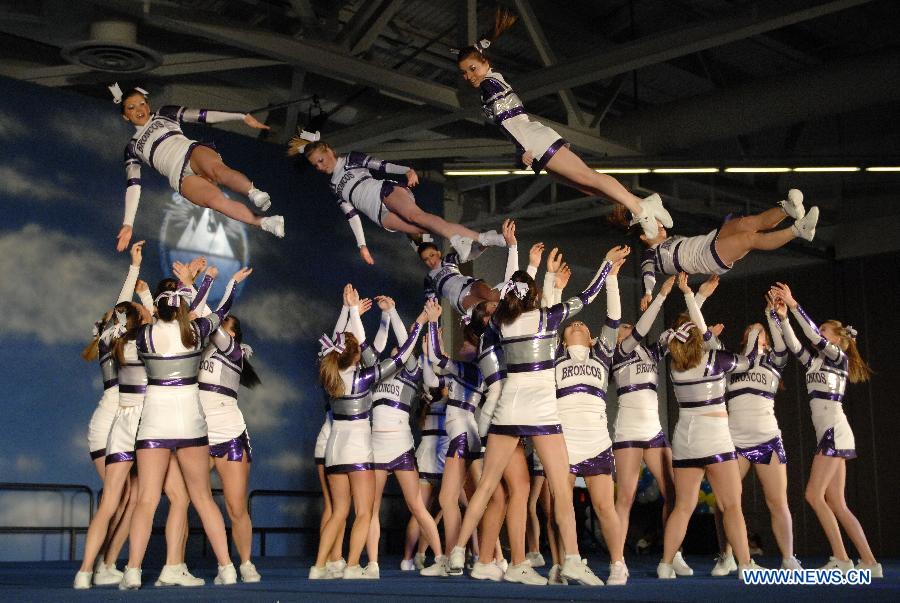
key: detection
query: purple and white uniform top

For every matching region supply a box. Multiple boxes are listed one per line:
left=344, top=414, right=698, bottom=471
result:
left=198, top=327, right=252, bottom=462
left=726, top=309, right=789, bottom=464
left=123, top=106, right=247, bottom=225
left=416, top=399, right=448, bottom=481
left=479, top=70, right=567, bottom=174
left=641, top=230, right=731, bottom=298
left=104, top=341, right=147, bottom=465
left=330, top=151, right=410, bottom=248
left=779, top=306, right=856, bottom=459
left=423, top=250, right=482, bottom=315
left=488, top=260, right=612, bottom=436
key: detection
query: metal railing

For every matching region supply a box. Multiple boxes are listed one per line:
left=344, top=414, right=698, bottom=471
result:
left=0, top=483, right=95, bottom=561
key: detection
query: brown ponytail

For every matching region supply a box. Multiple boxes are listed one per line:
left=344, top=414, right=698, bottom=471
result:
left=457, top=7, right=519, bottom=64
left=154, top=279, right=198, bottom=349
left=111, top=302, right=142, bottom=365
left=823, top=320, right=873, bottom=383
left=669, top=313, right=704, bottom=372
left=493, top=270, right=539, bottom=325
left=82, top=310, right=113, bottom=361
left=318, top=332, right=361, bottom=398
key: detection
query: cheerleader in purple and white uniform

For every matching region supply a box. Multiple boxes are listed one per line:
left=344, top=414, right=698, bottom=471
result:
left=364, top=297, right=443, bottom=578
left=293, top=136, right=503, bottom=266
left=770, top=283, right=882, bottom=577
left=111, top=85, right=283, bottom=252
left=658, top=273, right=760, bottom=581
left=448, top=246, right=630, bottom=586
left=455, top=9, right=670, bottom=240
left=311, top=287, right=429, bottom=580
left=121, top=267, right=250, bottom=589
left=553, top=252, right=629, bottom=585
left=713, top=294, right=800, bottom=573
left=197, top=303, right=263, bottom=583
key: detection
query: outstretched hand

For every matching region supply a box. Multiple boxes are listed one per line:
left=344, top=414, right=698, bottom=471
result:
left=528, top=242, right=545, bottom=268
left=359, top=298, right=373, bottom=316
left=710, top=323, right=725, bottom=337
left=359, top=246, right=375, bottom=265
left=555, top=263, right=571, bottom=290
left=502, top=219, right=516, bottom=246
left=172, top=261, right=192, bottom=285
left=116, top=225, right=133, bottom=252
left=660, top=275, right=676, bottom=297
left=376, top=295, right=395, bottom=311
left=770, top=282, right=797, bottom=309
left=130, top=240, right=145, bottom=266
left=243, top=114, right=270, bottom=130
left=206, top=265, right=220, bottom=280
left=699, top=274, right=720, bottom=299
left=677, top=272, right=692, bottom=294
left=605, top=245, right=631, bottom=263
left=547, top=247, right=563, bottom=272
left=424, top=298, right=443, bottom=322
left=639, top=294, right=652, bottom=312
left=231, top=267, right=252, bottom=283
left=135, top=279, right=149, bottom=294
left=406, top=169, right=419, bottom=188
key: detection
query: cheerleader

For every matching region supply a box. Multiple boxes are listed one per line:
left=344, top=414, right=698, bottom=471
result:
left=712, top=295, right=800, bottom=575
left=455, top=9, right=670, bottom=239
left=197, top=309, right=263, bottom=583
left=769, top=283, right=882, bottom=577
left=311, top=287, right=428, bottom=579
left=120, top=268, right=250, bottom=589
left=364, top=298, right=444, bottom=578
left=553, top=253, right=629, bottom=585
left=449, top=246, right=630, bottom=586
left=632, top=190, right=818, bottom=309
left=292, top=136, right=505, bottom=265
left=658, top=273, right=760, bottom=580
left=419, top=219, right=516, bottom=315
left=111, top=85, right=284, bottom=252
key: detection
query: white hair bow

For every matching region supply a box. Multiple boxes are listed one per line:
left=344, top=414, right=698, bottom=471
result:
left=108, top=82, right=149, bottom=104
left=319, top=332, right=346, bottom=357
left=99, top=310, right=128, bottom=342
left=668, top=322, right=696, bottom=343
left=240, top=343, right=254, bottom=359
left=474, top=38, right=491, bottom=52
left=155, top=286, right=193, bottom=308
left=845, top=325, right=858, bottom=339
left=500, top=280, right=529, bottom=300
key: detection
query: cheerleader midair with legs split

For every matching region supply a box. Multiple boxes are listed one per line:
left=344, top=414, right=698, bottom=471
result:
left=111, top=84, right=284, bottom=252
left=455, top=9, right=671, bottom=240
left=770, top=283, right=882, bottom=578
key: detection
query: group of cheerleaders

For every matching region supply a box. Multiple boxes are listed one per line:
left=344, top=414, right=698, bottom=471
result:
left=73, top=5, right=881, bottom=591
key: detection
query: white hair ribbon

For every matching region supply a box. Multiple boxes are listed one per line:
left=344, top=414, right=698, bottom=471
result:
left=845, top=325, right=858, bottom=339
left=319, top=332, right=346, bottom=357
left=668, top=322, right=697, bottom=343
left=500, top=280, right=529, bottom=300
left=155, top=286, right=193, bottom=308
left=240, top=343, right=254, bottom=359
left=108, top=82, right=123, bottom=104
left=474, top=38, right=491, bottom=52
left=134, top=86, right=149, bottom=96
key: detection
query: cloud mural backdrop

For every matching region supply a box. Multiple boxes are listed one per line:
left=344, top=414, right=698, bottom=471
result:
left=0, top=75, right=442, bottom=560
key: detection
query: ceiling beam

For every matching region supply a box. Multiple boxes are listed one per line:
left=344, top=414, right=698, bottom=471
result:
left=347, top=0, right=405, bottom=56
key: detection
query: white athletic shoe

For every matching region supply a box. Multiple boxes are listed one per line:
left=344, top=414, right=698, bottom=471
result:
left=308, top=565, right=328, bottom=579
left=672, top=551, right=694, bottom=576
left=791, top=206, right=819, bottom=242
left=630, top=193, right=671, bottom=239
left=214, top=563, right=237, bottom=585
left=738, top=560, right=763, bottom=583
left=342, top=564, right=377, bottom=580
left=364, top=561, right=380, bottom=579
left=781, top=556, right=802, bottom=570
left=711, top=553, right=737, bottom=576
left=778, top=188, right=805, bottom=220
left=526, top=551, right=546, bottom=568
left=326, top=558, right=346, bottom=578
left=477, top=230, right=507, bottom=247
left=248, top=187, right=271, bottom=212
left=448, top=545, right=466, bottom=571
left=547, top=564, right=567, bottom=585
left=503, top=561, right=548, bottom=585
left=497, top=558, right=508, bottom=573
left=155, top=564, right=205, bottom=587
left=73, top=571, right=92, bottom=590
left=260, top=215, right=285, bottom=238
left=413, top=552, right=426, bottom=570
left=607, top=560, right=629, bottom=586
left=449, top=236, right=474, bottom=262
left=855, top=560, right=883, bottom=578
left=240, top=560, right=261, bottom=583
left=819, top=556, right=854, bottom=574
left=421, top=556, right=449, bottom=577
left=470, top=561, right=503, bottom=581
left=657, top=561, right=676, bottom=579
left=118, top=567, right=142, bottom=590
left=400, top=558, right=416, bottom=571
left=561, top=555, right=603, bottom=586
left=93, top=563, right=123, bottom=586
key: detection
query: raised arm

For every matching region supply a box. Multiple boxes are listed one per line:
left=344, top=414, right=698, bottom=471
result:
left=764, top=294, right=789, bottom=369
left=771, top=282, right=845, bottom=363
left=372, top=301, right=392, bottom=354
left=351, top=151, right=411, bottom=177
left=526, top=242, right=543, bottom=280
left=678, top=273, right=712, bottom=342
left=195, top=267, right=249, bottom=341
left=640, top=247, right=657, bottom=307
left=599, top=257, right=624, bottom=353
left=622, top=275, right=673, bottom=355
left=162, top=105, right=262, bottom=128
left=548, top=246, right=629, bottom=327
left=116, top=241, right=144, bottom=304
left=117, top=145, right=143, bottom=251
left=369, top=313, right=426, bottom=384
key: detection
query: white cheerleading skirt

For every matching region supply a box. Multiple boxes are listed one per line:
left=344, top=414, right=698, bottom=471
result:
left=613, top=404, right=665, bottom=444
left=88, top=390, right=120, bottom=458
left=136, top=384, right=209, bottom=448
left=417, top=434, right=448, bottom=481
left=502, top=114, right=566, bottom=167
left=810, top=400, right=856, bottom=459
left=315, top=416, right=332, bottom=465
left=675, top=229, right=731, bottom=276
left=199, top=391, right=248, bottom=446
left=728, top=409, right=782, bottom=449
left=671, top=414, right=736, bottom=468
left=372, top=428, right=415, bottom=465
left=445, top=404, right=480, bottom=459
left=106, top=403, right=143, bottom=463
left=489, top=371, right=562, bottom=437
left=325, top=419, right=373, bottom=473
left=563, top=425, right=613, bottom=466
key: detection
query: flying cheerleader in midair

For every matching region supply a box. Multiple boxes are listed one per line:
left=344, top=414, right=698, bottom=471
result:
left=109, top=83, right=285, bottom=252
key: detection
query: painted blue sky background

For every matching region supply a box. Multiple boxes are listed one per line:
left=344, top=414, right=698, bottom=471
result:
left=0, top=75, right=442, bottom=559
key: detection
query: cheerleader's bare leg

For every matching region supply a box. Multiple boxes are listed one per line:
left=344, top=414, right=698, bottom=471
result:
left=661, top=467, right=704, bottom=564
left=544, top=147, right=642, bottom=216
left=394, top=469, right=443, bottom=559
left=180, top=174, right=263, bottom=227
left=174, top=446, right=232, bottom=566
left=439, top=457, right=469, bottom=556
left=162, top=455, right=190, bottom=566
left=189, top=146, right=254, bottom=199
left=404, top=482, right=433, bottom=561
left=526, top=475, right=544, bottom=558
left=753, top=454, right=794, bottom=561
left=346, top=470, right=376, bottom=567
left=316, top=474, right=350, bottom=567
left=479, top=482, right=507, bottom=564
left=104, top=472, right=138, bottom=567
left=581, top=473, right=625, bottom=562
left=531, top=434, right=581, bottom=559
left=460, top=282, right=501, bottom=313
left=78, top=461, right=133, bottom=572
left=643, top=447, right=676, bottom=523
left=215, top=454, right=253, bottom=564
left=381, top=189, right=482, bottom=241
left=366, top=470, right=389, bottom=564
left=501, top=447, right=531, bottom=565
left=127, top=449, right=172, bottom=569
left=705, top=460, right=750, bottom=566
left=539, top=480, right=559, bottom=567
left=613, top=448, right=643, bottom=542
left=824, top=459, right=876, bottom=565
